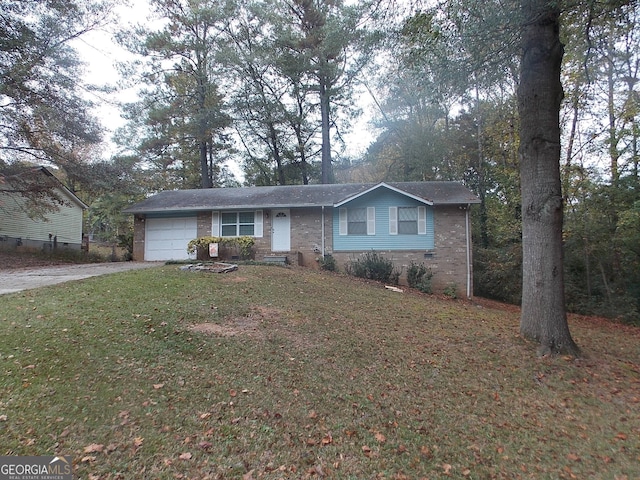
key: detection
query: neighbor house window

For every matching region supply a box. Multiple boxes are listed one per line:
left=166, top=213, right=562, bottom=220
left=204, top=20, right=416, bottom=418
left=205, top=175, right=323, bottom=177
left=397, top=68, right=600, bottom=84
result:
left=389, top=206, right=427, bottom=235
left=221, top=211, right=255, bottom=237
left=339, top=207, right=375, bottom=235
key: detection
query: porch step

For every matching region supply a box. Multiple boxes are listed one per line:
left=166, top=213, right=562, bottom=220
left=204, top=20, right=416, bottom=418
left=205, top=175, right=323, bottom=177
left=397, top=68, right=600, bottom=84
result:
left=263, top=255, right=288, bottom=265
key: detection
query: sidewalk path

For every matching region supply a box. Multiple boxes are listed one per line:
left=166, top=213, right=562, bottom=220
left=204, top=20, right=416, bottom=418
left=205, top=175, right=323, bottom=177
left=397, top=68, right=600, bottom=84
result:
left=0, top=262, right=162, bottom=295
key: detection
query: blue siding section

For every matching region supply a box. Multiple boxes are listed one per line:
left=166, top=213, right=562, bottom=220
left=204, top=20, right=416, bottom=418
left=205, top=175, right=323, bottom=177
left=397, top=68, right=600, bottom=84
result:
left=333, top=189, right=434, bottom=251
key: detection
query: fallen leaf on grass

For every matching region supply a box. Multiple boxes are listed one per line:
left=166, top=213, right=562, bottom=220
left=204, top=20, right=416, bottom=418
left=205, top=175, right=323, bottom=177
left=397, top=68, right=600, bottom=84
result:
left=179, top=452, right=192, bottom=460
left=242, top=470, right=255, bottom=480
left=567, top=453, right=580, bottom=462
left=321, top=434, right=333, bottom=445
left=153, top=383, right=164, bottom=389
left=420, top=446, right=432, bottom=458
left=374, top=432, right=386, bottom=443
left=84, top=443, right=104, bottom=453
left=362, top=445, right=372, bottom=457
left=442, top=463, right=452, bottom=475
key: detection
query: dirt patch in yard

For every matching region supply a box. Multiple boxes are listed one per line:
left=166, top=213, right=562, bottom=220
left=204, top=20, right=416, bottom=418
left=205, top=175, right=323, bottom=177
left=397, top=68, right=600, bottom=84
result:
left=188, top=305, right=317, bottom=350
left=0, top=250, right=81, bottom=270
left=189, top=305, right=281, bottom=337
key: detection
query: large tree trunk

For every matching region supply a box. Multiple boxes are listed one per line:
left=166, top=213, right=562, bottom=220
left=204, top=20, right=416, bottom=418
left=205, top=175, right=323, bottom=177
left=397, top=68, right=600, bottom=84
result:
left=518, top=0, right=579, bottom=356
left=319, top=78, right=333, bottom=184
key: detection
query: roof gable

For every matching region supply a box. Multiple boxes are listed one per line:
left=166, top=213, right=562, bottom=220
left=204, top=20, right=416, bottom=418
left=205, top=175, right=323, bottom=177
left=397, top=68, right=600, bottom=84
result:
left=0, top=166, right=88, bottom=210
left=334, top=182, right=434, bottom=207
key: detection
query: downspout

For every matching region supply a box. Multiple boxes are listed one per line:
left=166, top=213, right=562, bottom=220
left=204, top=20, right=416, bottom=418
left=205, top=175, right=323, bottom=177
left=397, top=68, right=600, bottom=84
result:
left=466, top=204, right=472, bottom=299
left=321, top=206, right=326, bottom=257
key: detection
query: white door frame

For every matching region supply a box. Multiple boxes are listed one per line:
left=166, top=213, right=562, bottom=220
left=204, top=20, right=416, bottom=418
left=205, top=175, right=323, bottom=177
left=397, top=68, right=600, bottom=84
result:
left=271, top=209, right=291, bottom=252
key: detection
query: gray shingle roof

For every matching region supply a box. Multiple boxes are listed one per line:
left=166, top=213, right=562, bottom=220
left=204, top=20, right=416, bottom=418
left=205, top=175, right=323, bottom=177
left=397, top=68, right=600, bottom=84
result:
left=123, top=182, right=480, bottom=214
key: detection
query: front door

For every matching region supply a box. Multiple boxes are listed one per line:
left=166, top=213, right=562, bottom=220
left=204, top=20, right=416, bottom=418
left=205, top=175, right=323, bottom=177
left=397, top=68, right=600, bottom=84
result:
left=271, top=209, right=291, bottom=252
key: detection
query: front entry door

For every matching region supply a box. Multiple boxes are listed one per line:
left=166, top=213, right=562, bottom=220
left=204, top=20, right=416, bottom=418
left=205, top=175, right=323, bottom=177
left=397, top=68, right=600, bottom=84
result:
left=271, top=209, right=291, bottom=252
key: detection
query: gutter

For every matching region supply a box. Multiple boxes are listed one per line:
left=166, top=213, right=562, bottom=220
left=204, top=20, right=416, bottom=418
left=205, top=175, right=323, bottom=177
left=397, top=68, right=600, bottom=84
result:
left=321, top=205, right=326, bottom=257
left=466, top=204, right=472, bottom=299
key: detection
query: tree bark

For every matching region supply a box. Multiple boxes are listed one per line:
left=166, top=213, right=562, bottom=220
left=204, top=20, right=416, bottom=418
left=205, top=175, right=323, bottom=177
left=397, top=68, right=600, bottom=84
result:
left=319, top=77, right=333, bottom=184
left=518, top=0, right=579, bottom=356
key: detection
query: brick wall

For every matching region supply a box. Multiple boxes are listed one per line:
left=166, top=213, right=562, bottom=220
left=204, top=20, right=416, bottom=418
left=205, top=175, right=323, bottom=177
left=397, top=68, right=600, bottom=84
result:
left=329, top=205, right=472, bottom=298
left=132, top=215, right=145, bottom=261
left=253, top=208, right=333, bottom=267
left=197, top=212, right=212, bottom=237
left=131, top=206, right=473, bottom=298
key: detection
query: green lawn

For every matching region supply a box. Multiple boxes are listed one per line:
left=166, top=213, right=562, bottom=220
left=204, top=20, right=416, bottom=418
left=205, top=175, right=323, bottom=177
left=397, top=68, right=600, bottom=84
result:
left=0, top=264, right=638, bottom=479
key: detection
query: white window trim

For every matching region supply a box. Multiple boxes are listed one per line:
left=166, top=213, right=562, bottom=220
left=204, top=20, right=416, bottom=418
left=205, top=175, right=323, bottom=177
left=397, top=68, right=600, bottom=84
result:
left=418, top=206, right=427, bottom=235
left=213, top=210, right=263, bottom=238
left=391, top=206, right=427, bottom=235
left=389, top=207, right=398, bottom=235
left=339, top=208, right=348, bottom=235
left=339, top=207, right=375, bottom=236
left=212, top=211, right=220, bottom=236
left=367, top=207, right=376, bottom=235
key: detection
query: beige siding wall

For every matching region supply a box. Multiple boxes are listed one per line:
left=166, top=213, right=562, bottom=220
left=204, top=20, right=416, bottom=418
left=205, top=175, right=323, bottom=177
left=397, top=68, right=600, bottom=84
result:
left=0, top=190, right=84, bottom=248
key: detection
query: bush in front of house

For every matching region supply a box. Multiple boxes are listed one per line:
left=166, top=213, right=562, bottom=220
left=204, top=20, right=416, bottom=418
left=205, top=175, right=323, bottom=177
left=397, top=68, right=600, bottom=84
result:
left=407, top=261, right=433, bottom=293
left=318, top=254, right=337, bottom=272
left=345, top=251, right=400, bottom=285
left=187, top=236, right=256, bottom=260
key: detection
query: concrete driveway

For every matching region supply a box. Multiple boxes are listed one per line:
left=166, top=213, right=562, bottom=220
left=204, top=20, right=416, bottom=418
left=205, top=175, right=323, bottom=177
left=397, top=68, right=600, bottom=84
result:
left=0, top=262, right=163, bottom=295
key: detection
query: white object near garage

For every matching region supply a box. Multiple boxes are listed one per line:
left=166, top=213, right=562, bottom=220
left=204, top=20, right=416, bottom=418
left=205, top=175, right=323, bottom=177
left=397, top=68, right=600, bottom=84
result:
left=144, top=217, right=197, bottom=261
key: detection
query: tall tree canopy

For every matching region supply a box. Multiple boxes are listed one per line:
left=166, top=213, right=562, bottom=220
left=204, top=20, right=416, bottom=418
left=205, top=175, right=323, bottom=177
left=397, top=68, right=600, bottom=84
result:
left=117, top=0, right=234, bottom=189
left=0, top=0, right=111, bottom=184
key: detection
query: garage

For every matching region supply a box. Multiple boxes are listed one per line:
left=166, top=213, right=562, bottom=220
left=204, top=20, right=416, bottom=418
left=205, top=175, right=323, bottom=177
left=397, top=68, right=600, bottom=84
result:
left=144, top=217, right=197, bottom=261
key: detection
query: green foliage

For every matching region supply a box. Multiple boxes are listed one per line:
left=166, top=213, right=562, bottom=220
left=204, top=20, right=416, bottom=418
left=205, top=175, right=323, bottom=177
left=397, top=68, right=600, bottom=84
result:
left=187, top=236, right=255, bottom=260
left=0, top=1, right=105, bottom=170
left=406, top=261, right=433, bottom=293
left=345, top=251, right=400, bottom=285
left=443, top=283, right=458, bottom=299
left=318, top=254, right=338, bottom=272
left=117, top=0, right=233, bottom=189
left=117, top=231, right=134, bottom=261
left=473, top=245, right=522, bottom=305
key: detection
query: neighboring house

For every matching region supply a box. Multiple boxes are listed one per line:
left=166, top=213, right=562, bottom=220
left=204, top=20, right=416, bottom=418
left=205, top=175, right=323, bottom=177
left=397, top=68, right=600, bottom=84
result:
left=0, top=166, right=87, bottom=250
left=124, top=181, right=480, bottom=298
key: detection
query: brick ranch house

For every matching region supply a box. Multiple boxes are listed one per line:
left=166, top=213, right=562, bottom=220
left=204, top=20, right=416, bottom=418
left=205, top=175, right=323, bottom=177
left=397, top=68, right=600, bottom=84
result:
left=123, top=181, right=480, bottom=298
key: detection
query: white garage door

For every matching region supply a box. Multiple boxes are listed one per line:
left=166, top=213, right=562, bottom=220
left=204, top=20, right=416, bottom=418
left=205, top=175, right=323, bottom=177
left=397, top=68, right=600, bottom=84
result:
left=145, top=217, right=198, bottom=261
